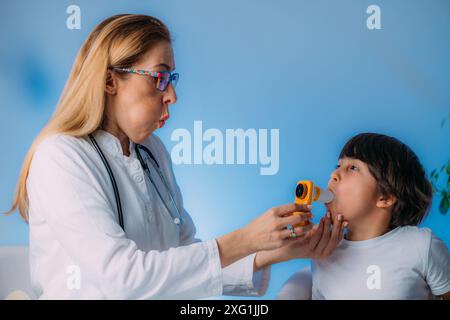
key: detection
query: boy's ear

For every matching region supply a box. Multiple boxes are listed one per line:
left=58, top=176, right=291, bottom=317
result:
left=376, top=194, right=397, bottom=209
left=105, top=70, right=118, bottom=95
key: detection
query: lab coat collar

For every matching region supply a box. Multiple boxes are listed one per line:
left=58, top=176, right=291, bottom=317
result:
left=93, top=129, right=137, bottom=159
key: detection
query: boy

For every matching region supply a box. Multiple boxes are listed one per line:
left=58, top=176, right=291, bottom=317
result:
left=279, top=133, right=450, bottom=299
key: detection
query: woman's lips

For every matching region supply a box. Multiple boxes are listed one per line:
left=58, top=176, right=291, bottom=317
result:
left=159, top=115, right=170, bottom=128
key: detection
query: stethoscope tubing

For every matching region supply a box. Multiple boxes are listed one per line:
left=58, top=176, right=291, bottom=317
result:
left=88, top=133, right=183, bottom=232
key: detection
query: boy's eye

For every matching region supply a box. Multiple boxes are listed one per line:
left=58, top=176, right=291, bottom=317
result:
left=335, top=164, right=341, bottom=169
left=349, top=165, right=359, bottom=171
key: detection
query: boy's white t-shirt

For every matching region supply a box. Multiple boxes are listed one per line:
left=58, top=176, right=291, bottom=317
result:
left=311, top=226, right=450, bottom=299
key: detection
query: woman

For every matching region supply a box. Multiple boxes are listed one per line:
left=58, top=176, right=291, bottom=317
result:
left=8, top=14, right=345, bottom=299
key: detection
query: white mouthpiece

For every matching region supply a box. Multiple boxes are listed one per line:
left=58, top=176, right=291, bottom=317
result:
left=318, top=188, right=334, bottom=204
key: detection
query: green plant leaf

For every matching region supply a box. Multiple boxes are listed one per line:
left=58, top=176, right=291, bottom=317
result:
left=431, top=169, right=437, bottom=178
left=439, top=192, right=449, bottom=214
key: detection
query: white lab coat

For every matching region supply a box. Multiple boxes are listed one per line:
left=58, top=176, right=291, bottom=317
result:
left=27, top=129, right=270, bottom=299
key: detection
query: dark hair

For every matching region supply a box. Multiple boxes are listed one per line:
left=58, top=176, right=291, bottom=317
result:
left=339, top=133, right=432, bottom=228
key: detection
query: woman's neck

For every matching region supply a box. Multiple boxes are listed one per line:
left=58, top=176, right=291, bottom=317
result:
left=101, top=121, right=130, bottom=156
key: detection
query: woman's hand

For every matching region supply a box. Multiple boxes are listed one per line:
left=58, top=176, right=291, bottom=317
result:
left=243, top=203, right=314, bottom=252
left=305, top=212, right=347, bottom=260
left=216, top=203, right=312, bottom=268
left=254, top=212, right=347, bottom=270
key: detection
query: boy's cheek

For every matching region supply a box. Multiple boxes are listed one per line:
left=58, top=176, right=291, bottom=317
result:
left=328, top=189, right=358, bottom=221
left=327, top=180, right=362, bottom=219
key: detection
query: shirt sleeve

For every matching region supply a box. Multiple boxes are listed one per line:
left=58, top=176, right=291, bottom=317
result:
left=150, top=134, right=271, bottom=296
left=27, top=136, right=223, bottom=299
left=425, top=232, right=450, bottom=296
left=221, top=253, right=271, bottom=296
left=178, top=206, right=270, bottom=296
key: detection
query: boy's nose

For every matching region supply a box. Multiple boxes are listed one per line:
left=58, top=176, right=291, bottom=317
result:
left=329, top=170, right=340, bottom=184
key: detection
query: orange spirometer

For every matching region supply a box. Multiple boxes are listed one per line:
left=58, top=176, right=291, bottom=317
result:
left=293, top=180, right=334, bottom=227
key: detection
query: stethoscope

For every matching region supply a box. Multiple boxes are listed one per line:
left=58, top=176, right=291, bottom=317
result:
left=88, top=133, right=184, bottom=231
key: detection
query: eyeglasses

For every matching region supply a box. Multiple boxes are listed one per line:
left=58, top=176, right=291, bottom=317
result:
left=111, top=67, right=179, bottom=92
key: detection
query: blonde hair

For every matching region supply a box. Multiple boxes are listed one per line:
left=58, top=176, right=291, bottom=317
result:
left=6, top=14, right=171, bottom=221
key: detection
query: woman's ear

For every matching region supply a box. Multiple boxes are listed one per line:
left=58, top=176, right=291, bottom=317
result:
left=105, top=70, right=117, bottom=95
left=376, top=193, right=397, bottom=209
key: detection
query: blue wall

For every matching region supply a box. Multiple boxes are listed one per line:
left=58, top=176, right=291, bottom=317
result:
left=0, top=0, right=449, bottom=299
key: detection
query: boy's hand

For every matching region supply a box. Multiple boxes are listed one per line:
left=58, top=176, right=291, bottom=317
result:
left=254, top=212, right=347, bottom=270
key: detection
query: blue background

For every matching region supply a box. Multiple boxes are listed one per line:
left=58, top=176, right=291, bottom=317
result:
left=0, top=0, right=449, bottom=299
